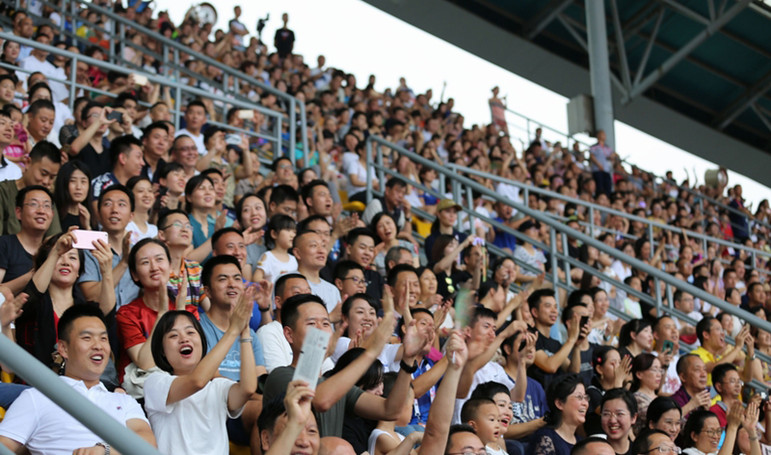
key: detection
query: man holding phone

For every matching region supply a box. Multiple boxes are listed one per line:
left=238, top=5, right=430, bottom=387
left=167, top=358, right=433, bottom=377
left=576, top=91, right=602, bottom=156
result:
left=78, top=184, right=139, bottom=309
left=653, top=315, right=682, bottom=395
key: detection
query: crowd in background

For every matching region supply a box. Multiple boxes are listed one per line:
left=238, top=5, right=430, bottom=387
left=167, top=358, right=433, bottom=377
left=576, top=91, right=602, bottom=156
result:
left=0, top=1, right=767, bottom=455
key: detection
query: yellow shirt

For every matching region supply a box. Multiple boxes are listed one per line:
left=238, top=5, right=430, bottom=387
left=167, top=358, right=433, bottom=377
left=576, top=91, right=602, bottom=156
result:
left=691, top=346, right=718, bottom=387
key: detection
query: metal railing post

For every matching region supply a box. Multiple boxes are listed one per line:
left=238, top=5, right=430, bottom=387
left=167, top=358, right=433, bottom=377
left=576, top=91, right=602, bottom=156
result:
left=562, top=232, right=571, bottom=283
left=550, top=227, right=560, bottom=301
left=666, top=282, right=673, bottom=309
left=366, top=140, right=373, bottom=203
left=589, top=207, right=596, bottom=238
left=654, top=277, right=662, bottom=316
left=275, top=114, right=283, bottom=159
left=466, top=186, right=475, bottom=235
left=68, top=56, right=77, bottom=111
left=299, top=102, right=309, bottom=165
left=118, top=22, right=125, bottom=61
left=288, top=99, right=296, bottom=165
left=648, top=224, right=655, bottom=259
left=523, top=188, right=529, bottom=209
left=0, top=334, right=162, bottom=455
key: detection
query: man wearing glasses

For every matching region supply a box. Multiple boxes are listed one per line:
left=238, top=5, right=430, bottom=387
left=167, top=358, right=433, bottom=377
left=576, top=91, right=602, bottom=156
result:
left=0, top=186, right=53, bottom=294
left=709, top=364, right=743, bottom=428
left=630, top=429, right=681, bottom=455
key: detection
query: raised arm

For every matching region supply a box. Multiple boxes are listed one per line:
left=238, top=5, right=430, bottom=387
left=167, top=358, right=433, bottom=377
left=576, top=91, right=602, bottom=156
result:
left=264, top=380, right=315, bottom=455
left=227, top=285, right=259, bottom=413
left=533, top=313, right=580, bottom=374
left=167, top=285, right=256, bottom=406
left=418, top=331, right=467, bottom=454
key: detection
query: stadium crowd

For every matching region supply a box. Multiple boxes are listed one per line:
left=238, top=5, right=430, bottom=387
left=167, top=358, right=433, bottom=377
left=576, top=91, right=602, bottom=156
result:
left=0, top=1, right=768, bottom=455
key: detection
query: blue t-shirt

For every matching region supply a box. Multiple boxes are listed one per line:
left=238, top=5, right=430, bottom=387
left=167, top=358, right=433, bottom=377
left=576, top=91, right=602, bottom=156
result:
left=528, top=427, right=580, bottom=455
left=409, top=358, right=437, bottom=425
left=199, top=312, right=265, bottom=381
left=492, top=216, right=517, bottom=252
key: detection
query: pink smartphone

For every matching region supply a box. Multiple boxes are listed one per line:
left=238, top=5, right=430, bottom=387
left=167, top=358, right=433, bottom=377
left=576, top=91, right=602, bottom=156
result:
left=71, top=230, right=108, bottom=250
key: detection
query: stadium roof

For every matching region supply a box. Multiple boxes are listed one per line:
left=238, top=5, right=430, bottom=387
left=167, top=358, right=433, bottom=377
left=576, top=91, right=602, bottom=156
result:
left=364, top=0, right=771, bottom=185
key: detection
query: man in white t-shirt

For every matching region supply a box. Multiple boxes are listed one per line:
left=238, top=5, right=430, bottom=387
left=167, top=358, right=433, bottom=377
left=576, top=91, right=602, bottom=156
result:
left=174, top=100, right=207, bottom=155
left=18, top=33, right=67, bottom=102
left=453, top=307, right=523, bottom=424
left=0, top=305, right=156, bottom=454
left=256, top=273, right=311, bottom=372
left=293, top=231, right=340, bottom=313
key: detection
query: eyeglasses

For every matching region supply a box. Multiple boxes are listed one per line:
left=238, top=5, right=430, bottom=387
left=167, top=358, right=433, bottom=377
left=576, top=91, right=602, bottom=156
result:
left=343, top=276, right=370, bottom=286
left=724, top=379, right=744, bottom=386
left=24, top=201, right=52, bottom=210
left=601, top=410, right=629, bottom=419
left=162, top=221, right=193, bottom=231
left=700, top=429, right=722, bottom=437
left=571, top=394, right=590, bottom=402
left=647, top=446, right=682, bottom=454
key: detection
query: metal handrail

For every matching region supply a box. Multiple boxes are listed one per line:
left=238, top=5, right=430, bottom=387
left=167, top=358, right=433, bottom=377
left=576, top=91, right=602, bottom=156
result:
left=447, top=163, right=771, bottom=269
left=363, top=134, right=771, bottom=337
left=0, top=334, right=162, bottom=454
left=32, top=0, right=309, bottom=165
left=500, top=106, right=771, bottom=232
left=0, top=32, right=285, bottom=154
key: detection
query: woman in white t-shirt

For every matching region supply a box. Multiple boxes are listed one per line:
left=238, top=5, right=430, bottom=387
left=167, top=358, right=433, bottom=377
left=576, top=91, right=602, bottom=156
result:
left=126, top=176, right=158, bottom=247
left=342, top=143, right=377, bottom=203
left=144, top=285, right=257, bottom=455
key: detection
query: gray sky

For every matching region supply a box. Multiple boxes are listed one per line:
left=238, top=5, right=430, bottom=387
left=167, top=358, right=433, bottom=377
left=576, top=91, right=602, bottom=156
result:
left=160, top=0, right=770, bottom=205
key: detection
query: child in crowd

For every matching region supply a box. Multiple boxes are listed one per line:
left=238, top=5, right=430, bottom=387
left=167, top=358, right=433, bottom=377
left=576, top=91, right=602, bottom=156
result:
left=254, top=214, right=297, bottom=282
left=462, top=397, right=508, bottom=455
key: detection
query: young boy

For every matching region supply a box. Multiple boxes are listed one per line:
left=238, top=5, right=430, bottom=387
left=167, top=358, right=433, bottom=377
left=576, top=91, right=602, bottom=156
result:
left=461, top=397, right=508, bottom=455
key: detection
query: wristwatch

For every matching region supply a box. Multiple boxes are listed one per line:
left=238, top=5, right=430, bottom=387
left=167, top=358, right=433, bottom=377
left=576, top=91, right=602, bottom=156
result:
left=400, top=359, right=418, bottom=374
left=96, top=442, right=110, bottom=455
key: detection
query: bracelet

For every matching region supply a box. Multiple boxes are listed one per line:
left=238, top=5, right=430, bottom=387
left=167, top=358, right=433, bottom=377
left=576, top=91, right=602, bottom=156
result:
left=400, top=359, right=418, bottom=374
left=258, top=307, right=270, bottom=312
left=239, top=337, right=253, bottom=343
left=749, top=434, right=759, bottom=441
left=96, top=442, right=110, bottom=455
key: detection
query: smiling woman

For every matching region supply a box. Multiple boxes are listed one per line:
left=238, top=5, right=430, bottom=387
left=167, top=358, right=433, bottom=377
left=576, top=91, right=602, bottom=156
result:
left=115, top=238, right=200, bottom=390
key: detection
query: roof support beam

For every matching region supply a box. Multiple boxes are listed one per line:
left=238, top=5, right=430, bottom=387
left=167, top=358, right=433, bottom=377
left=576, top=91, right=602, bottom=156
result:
left=524, top=0, right=573, bottom=40
left=657, top=0, right=711, bottom=25
left=715, top=71, right=771, bottom=129
left=633, top=8, right=664, bottom=87
left=750, top=104, right=771, bottom=133
left=622, top=0, right=750, bottom=104
left=609, top=0, right=632, bottom=92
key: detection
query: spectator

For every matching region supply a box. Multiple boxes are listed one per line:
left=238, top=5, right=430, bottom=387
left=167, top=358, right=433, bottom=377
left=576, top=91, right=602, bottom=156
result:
left=263, top=293, right=426, bottom=437
left=197, top=255, right=269, bottom=444
left=528, top=289, right=581, bottom=388
left=0, top=305, right=157, bottom=453
left=125, top=175, right=157, bottom=245
left=156, top=209, right=208, bottom=311
left=644, top=397, right=682, bottom=441
left=53, top=161, right=93, bottom=231
left=15, top=227, right=113, bottom=371
left=174, top=99, right=208, bottom=155
left=599, top=388, right=638, bottom=455
left=170, top=135, right=199, bottom=180
left=143, top=286, right=256, bottom=454
left=424, top=199, right=467, bottom=259
left=691, top=316, right=749, bottom=385
left=588, top=130, right=615, bottom=197
left=0, top=185, right=54, bottom=294
left=256, top=382, right=320, bottom=454
left=25, top=99, right=56, bottom=149
left=671, top=354, right=711, bottom=418
left=140, top=121, right=169, bottom=181
left=527, top=374, right=587, bottom=455
left=91, top=135, right=144, bottom=207
left=69, top=102, right=115, bottom=176
left=274, top=13, right=295, bottom=59
left=294, top=230, right=340, bottom=312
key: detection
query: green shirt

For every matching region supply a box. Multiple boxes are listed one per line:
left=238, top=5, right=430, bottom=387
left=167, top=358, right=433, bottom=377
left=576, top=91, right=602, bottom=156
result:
left=263, top=365, right=364, bottom=438
left=0, top=180, right=62, bottom=237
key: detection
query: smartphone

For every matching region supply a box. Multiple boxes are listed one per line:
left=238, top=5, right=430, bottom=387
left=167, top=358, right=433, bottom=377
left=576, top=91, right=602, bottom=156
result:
left=72, top=230, right=108, bottom=250
left=237, top=109, right=254, bottom=119
left=106, top=110, right=123, bottom=123
left=579, top=315, right=589, bottom=329
left=158, top=186, right=168, bottom=197
left=662, top=340, right=674, bottom=353
left=132, top=73, right=148, bottom=86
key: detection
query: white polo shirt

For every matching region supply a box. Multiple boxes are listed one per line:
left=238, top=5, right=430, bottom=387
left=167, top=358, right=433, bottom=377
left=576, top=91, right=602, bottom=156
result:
left=0, top=376, right=148, bottom=455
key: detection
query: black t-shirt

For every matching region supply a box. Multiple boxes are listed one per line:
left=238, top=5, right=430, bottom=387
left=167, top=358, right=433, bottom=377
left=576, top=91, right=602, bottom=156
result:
left=0, top=234, right=32, bottom=283
left=528, top=331, right=563, bottom=390
left=274, top=28, right=295, bottom=56
left=73, top=137, right=111, bottom=177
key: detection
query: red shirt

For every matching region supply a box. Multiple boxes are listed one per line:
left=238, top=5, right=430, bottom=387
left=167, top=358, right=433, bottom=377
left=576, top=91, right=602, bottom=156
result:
left=116, top=297, right=199, bottom=383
